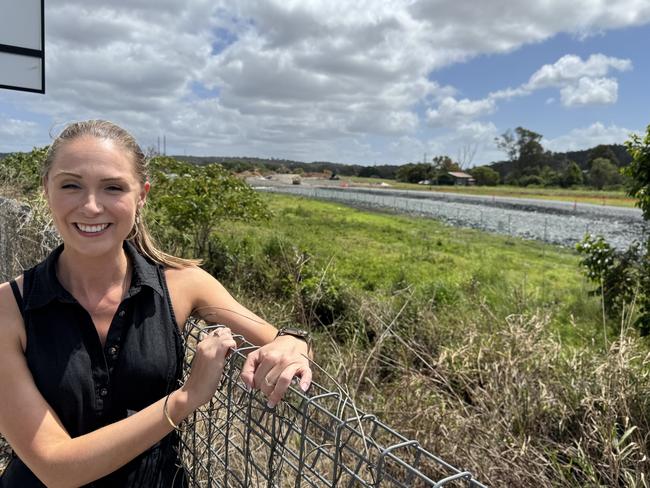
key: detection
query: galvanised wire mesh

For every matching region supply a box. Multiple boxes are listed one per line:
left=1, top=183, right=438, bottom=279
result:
left=176, top=321, right=487, bottom=488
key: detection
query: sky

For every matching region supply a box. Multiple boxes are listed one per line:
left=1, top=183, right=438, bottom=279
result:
left=1, top=0, right=649, bottom=167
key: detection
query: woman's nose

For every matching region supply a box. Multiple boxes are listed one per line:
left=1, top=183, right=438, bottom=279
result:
left=81, top=192, right=103, bottom=214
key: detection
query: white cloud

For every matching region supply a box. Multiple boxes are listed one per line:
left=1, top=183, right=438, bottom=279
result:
left=560, top=77, right=619, bottom=106
left=426, top=97, right=495, bottom=127
left=489, top=53, right=631, bottom=107
left=544, top=122, right=638, bottom=152
left=1, top=0, right=649, bottom=163
left=526, top=54, right=631, bottom=89
left=0, top=117, right=41, bottom=149
left=428, top=52, right=631, bottom=131
left=525, top=53, right=630, bottom=107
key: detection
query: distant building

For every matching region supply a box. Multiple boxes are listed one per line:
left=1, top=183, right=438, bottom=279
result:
left=447, top=171, right=476, bottom=186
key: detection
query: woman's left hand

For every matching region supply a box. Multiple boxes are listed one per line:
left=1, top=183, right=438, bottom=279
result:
left=240, top=335, right=312, bottom=408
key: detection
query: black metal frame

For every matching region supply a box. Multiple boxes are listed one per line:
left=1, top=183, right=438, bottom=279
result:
left=0, top=0, right=45, bottom=94
left=176, top=321, right=487, bottom=487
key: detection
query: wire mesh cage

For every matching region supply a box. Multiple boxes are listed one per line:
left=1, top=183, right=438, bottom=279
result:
left=176, top=321, right=487, bottom=488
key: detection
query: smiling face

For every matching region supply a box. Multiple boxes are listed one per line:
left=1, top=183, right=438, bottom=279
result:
left=44, top=135, right=149, bottom=258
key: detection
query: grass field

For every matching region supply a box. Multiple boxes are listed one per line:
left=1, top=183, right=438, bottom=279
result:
left=219, top=193, right=602, bottom=345
left=345, top=176, right=638, bottom=208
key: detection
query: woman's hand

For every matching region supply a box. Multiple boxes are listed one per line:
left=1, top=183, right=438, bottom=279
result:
left=182, top=327, right=237, bottom=408
left=240, top=335, right=313, bottom=408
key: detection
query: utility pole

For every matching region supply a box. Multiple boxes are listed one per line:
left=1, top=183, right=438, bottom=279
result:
left=163, top=135, right=166, bottom=155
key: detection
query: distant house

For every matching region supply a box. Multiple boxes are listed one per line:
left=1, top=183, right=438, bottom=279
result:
left=447, top=171, right=476, bottom=186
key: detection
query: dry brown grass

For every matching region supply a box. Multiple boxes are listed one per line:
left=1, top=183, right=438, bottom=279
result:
left=310, top=296, right=650, bottom=487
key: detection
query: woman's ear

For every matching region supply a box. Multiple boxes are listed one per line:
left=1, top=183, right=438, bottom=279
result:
left=139, top=181, right=150, bottom=206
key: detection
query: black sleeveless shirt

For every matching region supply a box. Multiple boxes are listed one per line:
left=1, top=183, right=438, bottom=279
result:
left=1, top=241, right=187, bottom=487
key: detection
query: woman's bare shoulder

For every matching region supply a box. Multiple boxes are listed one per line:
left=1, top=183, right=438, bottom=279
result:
left=0, top=276, right=26, bottom=351
left=165, top=264, right=227, bottom=290
left=164, top=265, right=226, bottom=325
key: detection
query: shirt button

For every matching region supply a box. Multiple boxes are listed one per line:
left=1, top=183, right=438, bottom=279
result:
left=99, top=387, right=109, bottom=397
left=108, top=346, right=119, bottom=358
left=118, top=310, right=126, bottom=318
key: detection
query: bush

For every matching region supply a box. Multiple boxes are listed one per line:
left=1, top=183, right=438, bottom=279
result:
left=589, top=158, right=622, bottom=189
left=576, top=235, right=645, bottom=334
left=470, top=166, right=499, bottom=186
left=148, top=157, right=270, bottom=257
left=518, top=174, right=545, bottom=187
left=0, top=147, right=47, bottom=196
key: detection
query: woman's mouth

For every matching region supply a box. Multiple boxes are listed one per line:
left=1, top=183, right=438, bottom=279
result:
left=74, top=223, right=111, bottom=234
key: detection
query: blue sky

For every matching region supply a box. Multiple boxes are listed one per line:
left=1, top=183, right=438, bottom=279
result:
left=431, top=24, right=649, bottom=143
left=1, top=1, right=649, bottom=166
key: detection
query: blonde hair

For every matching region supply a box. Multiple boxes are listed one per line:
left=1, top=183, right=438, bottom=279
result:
left=44, top=120, right=200, bottom=268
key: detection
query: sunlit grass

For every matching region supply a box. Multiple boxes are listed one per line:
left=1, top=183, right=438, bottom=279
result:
left=222, top=193, right=602, bottom=346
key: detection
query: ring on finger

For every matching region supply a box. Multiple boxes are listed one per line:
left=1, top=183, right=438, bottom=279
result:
left=264, top=376, right=275, bottom=387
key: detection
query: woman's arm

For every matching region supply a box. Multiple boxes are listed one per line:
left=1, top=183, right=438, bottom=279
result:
left=0, top=281, right=235, bottom=488
left=166, top=266, right=313, bottom=407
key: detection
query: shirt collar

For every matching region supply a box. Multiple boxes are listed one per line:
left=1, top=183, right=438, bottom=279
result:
left=24, top=241, right=164, bottom=310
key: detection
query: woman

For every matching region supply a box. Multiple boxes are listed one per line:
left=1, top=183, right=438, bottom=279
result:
left=0, top=120, right=312, bottom=487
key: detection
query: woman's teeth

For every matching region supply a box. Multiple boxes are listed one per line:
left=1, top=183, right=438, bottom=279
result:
left=76, top=223, right=109, bottom=233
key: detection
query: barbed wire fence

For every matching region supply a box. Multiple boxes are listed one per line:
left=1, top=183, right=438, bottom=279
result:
left=176, top=320, right=487, bottom=488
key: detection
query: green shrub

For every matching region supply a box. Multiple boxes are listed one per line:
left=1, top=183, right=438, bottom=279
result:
left=576, top=235, right=643, bottom=333
left=148, top=157, right=270, bottom=257
left=0, top=147, right=47, bottom=196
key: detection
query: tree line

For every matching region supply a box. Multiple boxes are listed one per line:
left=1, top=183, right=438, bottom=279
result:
left=172, top=129, right=631, bottom=189
left=1, top=128, right=632, bottom=189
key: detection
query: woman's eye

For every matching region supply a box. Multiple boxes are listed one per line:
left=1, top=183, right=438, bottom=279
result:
left=61, top=183, right=80, bottom=189
left=106, top=186, right=124, bottom=192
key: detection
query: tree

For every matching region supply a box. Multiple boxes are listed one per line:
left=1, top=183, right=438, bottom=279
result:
left=495, top=129, right=518, bottom=162
left=562, top=161, right=583, bottom=187
left=587, top=144, right=620, bottom=167
left=539, top=166, right=561, bottom=187
left=589, top=158, right=621, bottom=189
left=395, top=163, right=434, bottom=183
left=623, top=124, right=650, bottom=219
left=469, top=166, right=499, bottom=186
left=495, top=127, right=543, bottom=163
left=456, top=143, right=478, bottom=169
left=432, top=155, right=460, bottom=173
left=517, top=128, right=545, bottom=169
left=495, top=127, right=547, bottom=183
left=431, top=155, right=461, bottom=184
left=148, top=157, right=269, bottom=257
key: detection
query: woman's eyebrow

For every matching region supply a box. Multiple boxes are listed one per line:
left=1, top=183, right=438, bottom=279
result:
left=100, top=177, right=129, bottom=183
left=51, top=172, right=128, bottom=183
left=52, top=171, right=82, bottom=179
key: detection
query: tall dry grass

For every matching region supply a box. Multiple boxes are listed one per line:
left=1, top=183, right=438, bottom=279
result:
left=237, top=271, right=650, bottom=487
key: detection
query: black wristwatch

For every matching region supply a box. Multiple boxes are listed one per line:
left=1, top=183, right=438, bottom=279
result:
left=275, top=327, right=312, bottom=354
